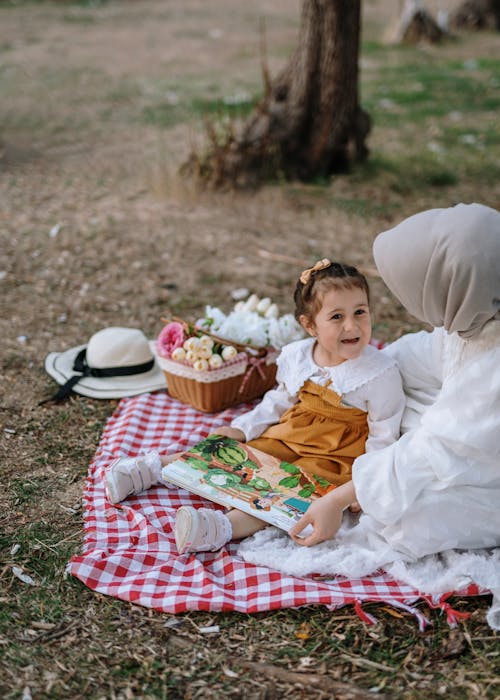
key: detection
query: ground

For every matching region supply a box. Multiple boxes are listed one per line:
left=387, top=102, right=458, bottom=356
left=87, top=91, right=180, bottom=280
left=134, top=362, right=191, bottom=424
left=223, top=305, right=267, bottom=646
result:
left=1, top=1, right=499, bottom=698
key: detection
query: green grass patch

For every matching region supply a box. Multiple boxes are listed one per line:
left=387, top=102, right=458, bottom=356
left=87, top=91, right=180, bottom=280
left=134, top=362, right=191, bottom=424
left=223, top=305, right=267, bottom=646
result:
left=61, top=11, right=98, bottom=24
left=328, top=195, right=397, bottom=219
left=284, top=183, right=401, bottom=219
left=106, top=80, right=143, bottom=105
left=1, top=520, right=78, bottom=584
left=360, top=40, right=388, bottom=57
left=142, top=102, right=188, bottom=129
left=142, top=93, right=259, bottom=129
left=348, top=152, right=458, bottom=193
left=10, top=476, right=52, bottom=505
left=191, top=94, right=258, bottom=118
left=362, top=56, right=500, bottom=126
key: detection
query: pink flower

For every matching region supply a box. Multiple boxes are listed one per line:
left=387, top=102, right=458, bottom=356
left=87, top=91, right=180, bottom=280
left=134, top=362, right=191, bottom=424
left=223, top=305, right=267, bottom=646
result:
left=157, top=322, right=186, bottom=358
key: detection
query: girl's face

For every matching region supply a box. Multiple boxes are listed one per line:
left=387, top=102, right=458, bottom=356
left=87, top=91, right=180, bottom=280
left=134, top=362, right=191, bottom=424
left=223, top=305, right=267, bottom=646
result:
left=300, top=285, right=372, bottom=366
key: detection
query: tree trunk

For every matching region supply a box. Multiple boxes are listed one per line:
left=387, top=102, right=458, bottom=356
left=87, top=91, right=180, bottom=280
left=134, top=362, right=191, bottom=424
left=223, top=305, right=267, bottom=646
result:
left=182, top=0, right=371, bottom=188
left=389, top=0, right=446, bottom=44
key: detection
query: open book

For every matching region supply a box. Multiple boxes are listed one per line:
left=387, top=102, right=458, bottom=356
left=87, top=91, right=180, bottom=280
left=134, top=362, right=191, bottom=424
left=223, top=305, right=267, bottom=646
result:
left=161, top=435, right=321, bottom=531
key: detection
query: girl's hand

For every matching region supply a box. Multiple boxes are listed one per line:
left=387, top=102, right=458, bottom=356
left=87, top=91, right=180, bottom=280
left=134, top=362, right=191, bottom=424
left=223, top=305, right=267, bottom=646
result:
left=212, top=426, right=246, bottom=442
left=288, top=481, right=356, bottom=547
left=289, top=498, right=344, bottom=546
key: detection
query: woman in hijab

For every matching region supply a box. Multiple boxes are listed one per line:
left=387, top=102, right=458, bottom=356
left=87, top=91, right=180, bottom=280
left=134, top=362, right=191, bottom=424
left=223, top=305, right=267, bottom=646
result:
left=285, top=202, right=500, bottom=557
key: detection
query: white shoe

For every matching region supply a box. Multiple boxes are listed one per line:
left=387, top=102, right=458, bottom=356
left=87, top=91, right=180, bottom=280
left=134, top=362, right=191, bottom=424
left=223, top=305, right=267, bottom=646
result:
left=105, top=452, right=162, bottom=504
left=174, top=506, right=232, bottom=554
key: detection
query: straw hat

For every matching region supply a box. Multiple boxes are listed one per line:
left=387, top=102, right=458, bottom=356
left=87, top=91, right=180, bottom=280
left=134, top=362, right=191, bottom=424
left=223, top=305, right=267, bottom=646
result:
left=42, top=327, right=166, bottom=402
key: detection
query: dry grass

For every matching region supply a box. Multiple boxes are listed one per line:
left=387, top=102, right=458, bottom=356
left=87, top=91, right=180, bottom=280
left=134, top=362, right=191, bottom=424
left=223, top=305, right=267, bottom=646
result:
left=1, top=1, right=499, bottom=698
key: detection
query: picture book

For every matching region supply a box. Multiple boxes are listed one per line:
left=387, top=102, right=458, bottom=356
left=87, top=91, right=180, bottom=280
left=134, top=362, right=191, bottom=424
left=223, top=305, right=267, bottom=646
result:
left=161, top=435, right=326, bottom=532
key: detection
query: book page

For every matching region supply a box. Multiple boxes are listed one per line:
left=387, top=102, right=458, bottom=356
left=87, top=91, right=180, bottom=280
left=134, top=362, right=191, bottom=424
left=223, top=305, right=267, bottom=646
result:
left=161, top=435, right=317, bottom=531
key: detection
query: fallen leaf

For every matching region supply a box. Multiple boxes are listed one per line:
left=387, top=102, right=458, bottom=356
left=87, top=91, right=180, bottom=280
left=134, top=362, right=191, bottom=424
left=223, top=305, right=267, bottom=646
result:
left=12, top=566, right=37, bottom=586
left=381, top=606, right=404, bottom=619
left=222, top=666, right=239, bottom=678
left=199, top=625, right=220, bottom=634
left=31, top=621, right=56, bottom=631
left=441, top=629, right=466, bottom=659
left=295, top=622, right=311, bottom=640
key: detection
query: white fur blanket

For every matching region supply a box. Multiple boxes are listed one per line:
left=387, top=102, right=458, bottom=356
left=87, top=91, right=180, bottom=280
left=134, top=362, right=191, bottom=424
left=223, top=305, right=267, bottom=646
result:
left=237, top=515, right=500, bottom=630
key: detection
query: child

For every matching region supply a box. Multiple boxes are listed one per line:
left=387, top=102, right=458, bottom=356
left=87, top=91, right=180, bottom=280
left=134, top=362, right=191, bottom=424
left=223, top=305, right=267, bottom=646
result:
left=105, top=260, right=405, bottom=553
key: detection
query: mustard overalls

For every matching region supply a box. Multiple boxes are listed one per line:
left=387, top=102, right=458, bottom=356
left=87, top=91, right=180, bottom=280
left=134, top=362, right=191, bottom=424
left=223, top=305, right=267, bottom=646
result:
left=248, top=379, right=368, bottom=494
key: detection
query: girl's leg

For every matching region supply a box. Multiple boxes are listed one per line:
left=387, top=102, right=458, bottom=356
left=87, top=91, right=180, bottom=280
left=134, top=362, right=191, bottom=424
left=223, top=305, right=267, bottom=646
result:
left=161, top=452, right=183, bottom=465
left=247, top=436, right=299, bottom=463
left=226, top=509, right=268, bottom=539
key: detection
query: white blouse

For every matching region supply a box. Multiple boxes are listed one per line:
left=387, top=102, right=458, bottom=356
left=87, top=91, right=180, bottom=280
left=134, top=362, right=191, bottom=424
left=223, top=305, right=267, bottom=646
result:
left=232, top=338, right=405, bottom=453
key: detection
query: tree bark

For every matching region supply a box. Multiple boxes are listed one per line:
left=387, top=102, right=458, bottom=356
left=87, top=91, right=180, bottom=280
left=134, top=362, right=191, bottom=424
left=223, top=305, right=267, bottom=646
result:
left=182, top=0, right=371, bottom=188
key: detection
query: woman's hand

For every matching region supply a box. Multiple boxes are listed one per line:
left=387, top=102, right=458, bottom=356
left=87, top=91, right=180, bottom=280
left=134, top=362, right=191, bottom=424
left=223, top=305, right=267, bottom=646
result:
left=289, top=481, right=357, bottom=547
left=212, top=426, right=246, bottom=442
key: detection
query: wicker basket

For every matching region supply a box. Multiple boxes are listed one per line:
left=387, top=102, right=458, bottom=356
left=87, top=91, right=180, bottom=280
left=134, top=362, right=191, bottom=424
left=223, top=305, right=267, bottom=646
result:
left=155, top=322, right=279, bottom=413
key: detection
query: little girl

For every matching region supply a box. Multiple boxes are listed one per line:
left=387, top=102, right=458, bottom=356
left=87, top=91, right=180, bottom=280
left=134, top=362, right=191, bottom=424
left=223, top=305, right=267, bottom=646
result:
left=106, top=260, right=405, bottom=553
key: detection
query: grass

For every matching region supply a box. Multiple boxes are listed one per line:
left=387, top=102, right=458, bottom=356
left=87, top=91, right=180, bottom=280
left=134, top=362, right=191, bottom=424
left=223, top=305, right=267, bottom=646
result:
left=142, top=94, right=258, bottom=130
left=363, top=59, right=500, bottom=120
left=357, top=49, right=500, bottom=193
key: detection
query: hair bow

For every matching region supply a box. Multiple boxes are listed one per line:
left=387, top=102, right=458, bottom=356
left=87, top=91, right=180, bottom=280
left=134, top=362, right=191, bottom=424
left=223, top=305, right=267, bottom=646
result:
left=299, top=258, right=332, bottom=285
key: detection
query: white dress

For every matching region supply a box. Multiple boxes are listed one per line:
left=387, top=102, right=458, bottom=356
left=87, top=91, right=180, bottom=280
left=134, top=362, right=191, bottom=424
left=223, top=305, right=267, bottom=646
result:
left=354, top=324, right=500, bottom=557
left=237, top=323, right=500, bottom=628
left=231, top=337, right=405, bottom=453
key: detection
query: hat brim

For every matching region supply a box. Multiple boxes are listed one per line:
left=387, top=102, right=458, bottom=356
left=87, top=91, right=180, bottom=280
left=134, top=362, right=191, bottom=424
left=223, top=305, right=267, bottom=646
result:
left=44, top=341, right=167, bottom=399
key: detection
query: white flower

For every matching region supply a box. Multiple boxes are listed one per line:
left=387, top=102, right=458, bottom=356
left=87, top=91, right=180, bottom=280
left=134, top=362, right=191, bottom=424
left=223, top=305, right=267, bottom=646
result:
left=193, top=358, right=209, bottom=371
left=185, top=350, right=198, bottom=364
left=264, top=303, right=279, bottom=319
left=222, top=345, right=237, bottom=361
left=209, top=354, right=223, bottom=369
left=196, top=300, right=305, bottom=350
left=198, top=306, right=226, bottom=331
left=268, top=314, right=305, bottom=348
left=197, top=345, right=213, bottom=360
left=184, top=337, right=200, bottom=352
left=199, top=335, right=214, bottom=349
left=171, top=347, right=186, bottom=362
left=256, top=297, right=271, bottom=314
left=242, top=294, right=259, bottom=311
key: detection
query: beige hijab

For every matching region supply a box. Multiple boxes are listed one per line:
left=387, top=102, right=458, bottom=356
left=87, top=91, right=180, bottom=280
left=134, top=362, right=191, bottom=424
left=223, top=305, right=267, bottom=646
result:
left=373, top=203, right=500, bottom=338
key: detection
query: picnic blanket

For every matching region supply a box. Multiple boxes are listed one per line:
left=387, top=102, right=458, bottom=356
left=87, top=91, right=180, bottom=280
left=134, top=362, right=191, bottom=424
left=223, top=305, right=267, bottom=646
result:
left=67, top=391, right=494, bottom=630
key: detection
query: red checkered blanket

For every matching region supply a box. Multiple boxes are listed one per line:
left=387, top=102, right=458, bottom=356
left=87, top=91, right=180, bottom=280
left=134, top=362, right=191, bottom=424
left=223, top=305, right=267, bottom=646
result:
left=67, top=392, right=483, bottom=629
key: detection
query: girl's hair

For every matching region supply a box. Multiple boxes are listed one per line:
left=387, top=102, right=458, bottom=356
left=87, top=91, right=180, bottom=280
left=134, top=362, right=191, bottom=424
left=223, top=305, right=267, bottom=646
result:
left=294, top=261, right=370, bottom=322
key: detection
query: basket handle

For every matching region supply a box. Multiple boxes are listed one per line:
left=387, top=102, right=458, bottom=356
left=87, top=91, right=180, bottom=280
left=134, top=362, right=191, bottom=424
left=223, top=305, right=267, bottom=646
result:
left=160, top=316, right=270, bottom=357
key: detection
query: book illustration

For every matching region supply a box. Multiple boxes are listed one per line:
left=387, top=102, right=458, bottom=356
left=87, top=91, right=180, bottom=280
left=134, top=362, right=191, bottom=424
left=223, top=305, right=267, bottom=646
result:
left=161, top=435, right=324, bottom=531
